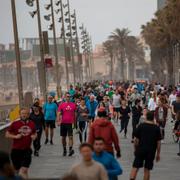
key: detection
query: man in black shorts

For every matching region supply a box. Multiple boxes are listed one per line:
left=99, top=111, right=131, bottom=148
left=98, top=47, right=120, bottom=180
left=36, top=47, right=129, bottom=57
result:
left=6, top=108, right=37, bottom=179
left=57, top=93, right=77, bottom=156
left=130, top=111, right=161, bottom=180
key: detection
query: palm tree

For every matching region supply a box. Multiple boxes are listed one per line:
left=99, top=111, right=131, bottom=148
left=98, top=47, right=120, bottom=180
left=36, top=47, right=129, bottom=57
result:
left=109, top=28, right=130, bottom=81
left=103, top=40, right=114, bottom=80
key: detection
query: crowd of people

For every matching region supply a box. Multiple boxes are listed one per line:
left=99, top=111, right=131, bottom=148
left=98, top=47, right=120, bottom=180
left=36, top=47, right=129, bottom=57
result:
left=1, top=81, right=180, bottom=180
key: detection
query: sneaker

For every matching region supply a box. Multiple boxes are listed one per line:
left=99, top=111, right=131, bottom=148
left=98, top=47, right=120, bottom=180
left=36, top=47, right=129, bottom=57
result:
left=69, top=149, right=75, bottom=156
left=50, top=140, right=53, bottom=145
left=177, top=153, right=180, bottom=156
left=44, top=139, right=49, bottom=145
left=34, top=151, right=39, bottom=157
left=63, top=150, right=67, bottom=156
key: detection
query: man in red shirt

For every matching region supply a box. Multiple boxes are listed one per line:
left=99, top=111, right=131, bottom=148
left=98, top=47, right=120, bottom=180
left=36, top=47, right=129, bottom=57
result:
left=57, top=93, right=77, bottom=156
left=6, top=108, right=37, bottom=179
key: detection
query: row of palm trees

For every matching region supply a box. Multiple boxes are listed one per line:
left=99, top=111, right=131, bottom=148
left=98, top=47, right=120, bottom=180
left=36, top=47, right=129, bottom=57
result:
left=141, top=0, right=180, bottom=85
left=103, top=28, right=145, bottom=81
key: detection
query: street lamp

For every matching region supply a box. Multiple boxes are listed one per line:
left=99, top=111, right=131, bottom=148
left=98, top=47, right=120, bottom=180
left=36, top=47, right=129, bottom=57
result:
left=44, top=0, right=61, bottom=98
left=11, top=0, right=24, bottom=108
left=55, top=0, right=70, bottom=89
left=26, top=0, right=47, bottom=101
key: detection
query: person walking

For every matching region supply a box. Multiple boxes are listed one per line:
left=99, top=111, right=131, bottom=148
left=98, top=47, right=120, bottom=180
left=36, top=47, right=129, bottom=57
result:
left=174, top=111, right=180, bottom=156
left=88, top=107, right=121, bottom=157
left=70, top=143, right=108, bottom=180
left=43, top=95, right=58, bottom=145
left=30, top=105, right=44, bottom=156
left=6, top=108, right=37, bottom=179
left=154, top=99, right=168, bottom=142
left=130, top=111, right=161, bottom=180
left=112, top=90, right=121, bottom=122
left=93, top=137, right=123, bottom=180
left=131, top=99, right=143, bottom=143
left=77, top=98, right=89, bottom=143
left=119, top=99, right=131, bottom=138
left=86, top=95, right=98, bottom=123
left=57, top=93, right=77, bottom=156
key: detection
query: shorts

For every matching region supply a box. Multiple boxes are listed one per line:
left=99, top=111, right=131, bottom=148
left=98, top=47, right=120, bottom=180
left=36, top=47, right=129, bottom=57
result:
left=88, top=116, right=95, bottom=122
left=113, top=107, right=120, bottom=113
left=60, top=123, right=73, bottom=137
left=11, top=149, right=32, bottom=170
left=45, top=120, right=56, bottom=129
left=133, top=150, right=155, bottom=170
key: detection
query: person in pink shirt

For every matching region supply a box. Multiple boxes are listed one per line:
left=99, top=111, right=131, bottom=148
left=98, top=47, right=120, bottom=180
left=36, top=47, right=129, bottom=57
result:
left=57, top=92, right=77, bottom=156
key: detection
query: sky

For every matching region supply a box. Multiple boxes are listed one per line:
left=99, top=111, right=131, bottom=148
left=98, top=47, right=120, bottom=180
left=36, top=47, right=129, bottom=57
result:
left=0, top=0, right=157, bottom=46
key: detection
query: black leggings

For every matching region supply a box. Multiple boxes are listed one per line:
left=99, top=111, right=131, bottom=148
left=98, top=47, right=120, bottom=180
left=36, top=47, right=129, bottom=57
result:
left=120, top=118, right=129, bottom=135
left=78, top=121, right=88, bottom=143
left=132, top=119, right=140, bottom=139
left=33, top=129, right=42, bottom=152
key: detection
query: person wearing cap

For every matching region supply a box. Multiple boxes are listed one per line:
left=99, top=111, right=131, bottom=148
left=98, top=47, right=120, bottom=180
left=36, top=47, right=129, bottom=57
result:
left=43, top=95, right=58, bottom=145
left=88, top=107, right=121, bottom=158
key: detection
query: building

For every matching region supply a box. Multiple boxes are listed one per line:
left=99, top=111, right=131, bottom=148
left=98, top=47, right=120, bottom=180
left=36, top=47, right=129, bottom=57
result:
left=157, top=0, right=166, bottom=10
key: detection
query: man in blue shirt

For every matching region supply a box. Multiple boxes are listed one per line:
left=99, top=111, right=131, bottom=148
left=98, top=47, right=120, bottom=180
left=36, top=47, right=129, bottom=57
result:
left=43, top=95, right=58, bottom=145
left=93, top=137, right=123, bottom=180
left=86, top=95, right=98, bottom=122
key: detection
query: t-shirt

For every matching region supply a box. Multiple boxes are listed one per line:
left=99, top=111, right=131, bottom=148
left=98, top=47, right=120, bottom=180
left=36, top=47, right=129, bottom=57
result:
left=112, top=94, right=121, bottom=108
left=71, top=160, right=108, bottom=180
left=169, top=94, right=176, bottom=106
left=8, top=120, right=36, bottom=150
left=134, top=123, right=161, bottom=154
left=120, top=106, right=131, bottom=120
left=172, top=101, right=180, bottom=114
left=58, top=102, right=76, bottom=124
left=43, top=102, right=58, bottom=121
left=77, top=105, right=89, bottom=122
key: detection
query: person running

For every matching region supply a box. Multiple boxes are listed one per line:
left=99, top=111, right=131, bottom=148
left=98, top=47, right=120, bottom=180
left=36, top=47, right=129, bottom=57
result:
left=103, top=96, right=111, bottom=120
left=70, top=143, right=108, bottom=180
left=155, top=99, right=168, bottom=142
left=129, top=87, right=141, bottom=108
left=30, top=105, right=45, bottom=156
left=93, top=137, right=123, bottom=180
left=148, top=92, right=157, bottom=111
left=169, top=89, right=176, bottom=106
left=43, top=95, right=58, bottom=145
left=86, top=95, right=98, bottom=123
left=57, top=92, right=76, bottom=156
left=0, top=151, right=22, bottom=180
left=119, top=99, right=131, bottom=138
left=88, top=107, right=121, bottom=157
left=6, top=108, right=37, bottom=179
left=130, top=111, right=161, bottom=180
left=77, top=98, right=89, bottom=143
left=131, top=99, right=143, bottom=143
left=112, top=90, right=121, bottom=122
left=173, top=111, right=180, bottom=156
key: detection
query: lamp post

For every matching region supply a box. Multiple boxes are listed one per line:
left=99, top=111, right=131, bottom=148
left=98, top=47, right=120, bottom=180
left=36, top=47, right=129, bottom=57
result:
left=26, top=0, right=47, bottom=101
left=65, top=0, right=76, bottom=85
left=71, top=10, right=82, bottom=82
left=44, top=0, right=60, bottom=98
left=11, top=0, right=24, bottom=108
left=55, top=0, right=69, bottom=89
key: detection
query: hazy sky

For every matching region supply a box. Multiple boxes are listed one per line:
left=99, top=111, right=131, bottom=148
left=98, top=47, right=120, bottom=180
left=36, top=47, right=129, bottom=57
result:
left=0, top=0, right=157, bottom=46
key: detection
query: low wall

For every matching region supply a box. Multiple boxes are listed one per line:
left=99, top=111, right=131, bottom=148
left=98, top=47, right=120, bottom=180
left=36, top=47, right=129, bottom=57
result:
left=0, top=123, right=12, bottom=153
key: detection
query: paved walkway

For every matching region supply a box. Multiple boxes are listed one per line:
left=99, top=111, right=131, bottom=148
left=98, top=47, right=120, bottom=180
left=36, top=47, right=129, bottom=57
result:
left=29, top=121, right=180, bottom=179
